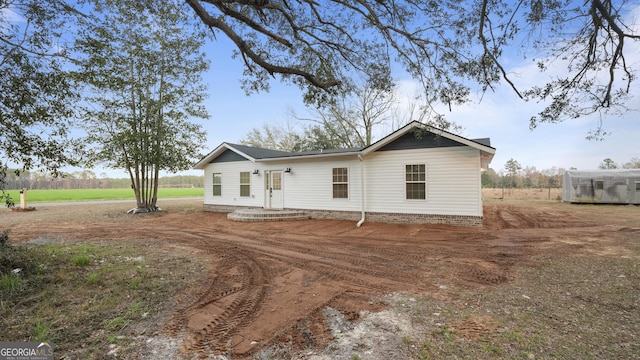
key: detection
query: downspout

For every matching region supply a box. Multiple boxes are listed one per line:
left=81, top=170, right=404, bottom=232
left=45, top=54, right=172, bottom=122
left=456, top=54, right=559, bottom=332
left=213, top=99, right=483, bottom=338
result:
left=357, top=154, right=366, bottom=227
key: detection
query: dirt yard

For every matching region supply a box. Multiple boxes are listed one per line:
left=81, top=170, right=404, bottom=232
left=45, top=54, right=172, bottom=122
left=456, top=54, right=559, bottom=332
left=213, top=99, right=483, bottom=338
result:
left=2, top=195, right=639, bottom=359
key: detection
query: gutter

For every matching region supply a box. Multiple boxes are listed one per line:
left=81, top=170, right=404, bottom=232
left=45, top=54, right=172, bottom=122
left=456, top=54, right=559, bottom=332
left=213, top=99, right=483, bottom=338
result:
left=357, top=154, right=366, bottom=227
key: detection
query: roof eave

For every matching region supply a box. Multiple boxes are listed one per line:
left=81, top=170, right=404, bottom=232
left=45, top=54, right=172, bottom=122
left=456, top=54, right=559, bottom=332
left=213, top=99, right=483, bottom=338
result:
left=480, top=152, right=495, bottom=171
left=192, top=143, right=256, bottom=169
left=361, top=121, right=496, bottom=156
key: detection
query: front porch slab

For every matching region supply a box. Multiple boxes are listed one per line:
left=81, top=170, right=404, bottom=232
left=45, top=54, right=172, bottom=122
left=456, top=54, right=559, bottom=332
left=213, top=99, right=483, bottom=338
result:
left=227, top=208, right=310, bottom=222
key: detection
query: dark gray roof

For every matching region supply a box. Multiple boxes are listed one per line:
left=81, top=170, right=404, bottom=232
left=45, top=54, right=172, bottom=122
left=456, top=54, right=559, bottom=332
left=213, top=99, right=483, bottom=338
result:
left=227, top=143, right=360, bottom=159
left=288, top=147, right=362, bottom=156
left=228, top=136, right=493, bottom=161
left=226, top=143, right=295, bottom=159
left=471, top=138, right=491, bottom=147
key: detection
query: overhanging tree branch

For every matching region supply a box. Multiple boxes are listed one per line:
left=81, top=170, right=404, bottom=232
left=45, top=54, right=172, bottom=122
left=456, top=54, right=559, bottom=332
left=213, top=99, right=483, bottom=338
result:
left=183, top=0, right=638, bottom=133
left=186, top=0, right=340, bottom=89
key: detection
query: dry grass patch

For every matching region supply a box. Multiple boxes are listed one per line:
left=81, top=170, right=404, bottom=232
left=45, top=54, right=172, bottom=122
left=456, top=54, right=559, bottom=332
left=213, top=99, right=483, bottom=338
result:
left=0, top=239, right=207, bottom=359
left=392, top=237, right=640, bottom=359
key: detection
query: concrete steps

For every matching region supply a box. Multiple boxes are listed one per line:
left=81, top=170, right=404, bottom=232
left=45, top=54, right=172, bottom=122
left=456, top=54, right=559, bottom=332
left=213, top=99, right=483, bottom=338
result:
left=227, top=208, right=310, bottom=222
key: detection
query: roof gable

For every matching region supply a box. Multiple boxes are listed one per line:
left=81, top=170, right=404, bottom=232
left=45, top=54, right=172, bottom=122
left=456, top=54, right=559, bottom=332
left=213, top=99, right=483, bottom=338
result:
left=362, top=121, right=495, bottom=156
left=194, top=142, right=299, bottom=168
left=376, top=130, right=466, bottom=151
left=211, top=149, right=250, bottom=163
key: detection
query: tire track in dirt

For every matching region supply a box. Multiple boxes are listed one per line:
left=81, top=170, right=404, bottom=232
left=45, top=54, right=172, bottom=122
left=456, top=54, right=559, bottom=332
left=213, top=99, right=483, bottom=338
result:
left=258, top=229, right=516, bottom=290
left=156, top=225, right=519, bottom=357
left=147, top=227, right=448, bottom=358
left=185, top=227, right=428, bottom=291
left=151, top=229, right=369, bottom=356
left=486, top=205, right=592, bottom=230
left=162, top=241, right=272, bottom=356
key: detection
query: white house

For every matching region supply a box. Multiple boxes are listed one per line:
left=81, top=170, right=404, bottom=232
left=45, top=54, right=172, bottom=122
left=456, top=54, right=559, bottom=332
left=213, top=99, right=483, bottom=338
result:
left=194, top=121, right=496, bottom=226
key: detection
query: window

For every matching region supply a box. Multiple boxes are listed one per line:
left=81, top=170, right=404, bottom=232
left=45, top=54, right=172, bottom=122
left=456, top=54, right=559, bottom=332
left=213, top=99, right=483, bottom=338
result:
left=405, top=164, right=426, bottom=200
left=636, top=182, right=640, bottom=191
left=240, top=172, right=250, bottom=197
left=332, top=167, right=348, bottom=198
left=595, top=180, right=604, bottom=190
left=272, top=172, right=282, bottom=190
left=212, top=173, right=222, bottom=196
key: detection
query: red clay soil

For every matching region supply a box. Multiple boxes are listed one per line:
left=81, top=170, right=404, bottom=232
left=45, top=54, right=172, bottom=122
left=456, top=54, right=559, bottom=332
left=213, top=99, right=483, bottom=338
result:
left=7, top=203, right=630, bottom=359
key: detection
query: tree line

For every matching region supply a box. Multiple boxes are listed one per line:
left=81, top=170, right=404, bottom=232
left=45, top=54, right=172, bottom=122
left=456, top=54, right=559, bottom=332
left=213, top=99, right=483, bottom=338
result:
left=482, top=166, right=566, bottom=189
left=3, top=170, right=204, bottom=191
left=484, top=157, right=640, bottom=189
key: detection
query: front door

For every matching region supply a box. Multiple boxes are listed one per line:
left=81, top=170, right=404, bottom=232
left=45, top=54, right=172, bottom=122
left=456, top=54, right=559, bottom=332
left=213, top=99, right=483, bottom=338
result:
left=265, top=170, right=283, bottom=209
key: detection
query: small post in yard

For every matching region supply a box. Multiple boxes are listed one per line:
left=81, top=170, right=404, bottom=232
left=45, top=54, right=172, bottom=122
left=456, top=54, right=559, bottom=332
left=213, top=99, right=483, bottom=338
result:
left=19, top=188, right=27, bottom=209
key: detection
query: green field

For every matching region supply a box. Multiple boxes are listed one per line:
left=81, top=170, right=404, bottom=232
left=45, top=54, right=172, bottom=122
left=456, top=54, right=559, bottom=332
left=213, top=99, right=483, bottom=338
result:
left=5, top=188, right=203, bottom=203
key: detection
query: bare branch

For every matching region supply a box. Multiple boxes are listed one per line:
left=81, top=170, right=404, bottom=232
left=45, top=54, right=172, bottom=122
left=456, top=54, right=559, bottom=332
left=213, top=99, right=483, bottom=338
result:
left=478, top=0, right=523, bottom=98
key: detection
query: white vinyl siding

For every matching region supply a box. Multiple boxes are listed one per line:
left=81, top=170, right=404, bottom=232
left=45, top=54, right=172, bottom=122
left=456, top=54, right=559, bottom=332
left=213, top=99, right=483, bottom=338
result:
left=240, top=172, right=250, bottom=197
left=203, top=163, right=263, bottom=207
left=364, top=147, right=482, bottom=216
left=273, top=157, right=361, bottom=211
left=332, top=167, right=348, bottom=199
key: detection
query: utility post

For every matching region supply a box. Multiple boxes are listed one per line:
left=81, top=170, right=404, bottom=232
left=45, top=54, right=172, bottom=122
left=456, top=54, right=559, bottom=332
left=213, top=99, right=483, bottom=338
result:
left=19, top=188, right=27, bottom=209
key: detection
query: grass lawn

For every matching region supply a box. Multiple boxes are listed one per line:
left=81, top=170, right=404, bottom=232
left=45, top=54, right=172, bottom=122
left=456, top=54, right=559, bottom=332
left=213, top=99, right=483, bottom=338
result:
left=5, top=188, right=203, bottom=203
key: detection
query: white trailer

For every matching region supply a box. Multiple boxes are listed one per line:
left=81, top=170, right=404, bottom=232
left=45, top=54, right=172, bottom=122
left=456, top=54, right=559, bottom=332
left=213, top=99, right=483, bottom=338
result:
left=562, top=170, right=640, bottom=204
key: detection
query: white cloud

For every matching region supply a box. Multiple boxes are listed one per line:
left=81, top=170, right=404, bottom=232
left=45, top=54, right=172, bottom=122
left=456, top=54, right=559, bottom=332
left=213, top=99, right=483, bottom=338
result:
left=1, top=5, right=25, bottom=23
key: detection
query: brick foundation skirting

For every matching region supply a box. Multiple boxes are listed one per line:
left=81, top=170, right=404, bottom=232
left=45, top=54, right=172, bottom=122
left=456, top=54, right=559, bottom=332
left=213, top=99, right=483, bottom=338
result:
left=204, top=204, right=251, bottom=213
left=203, top=204, right=483, bottom=227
